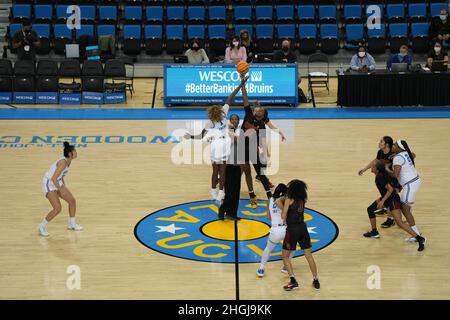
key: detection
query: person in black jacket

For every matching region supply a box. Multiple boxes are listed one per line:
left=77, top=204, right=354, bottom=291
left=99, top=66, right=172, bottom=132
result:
left=12, top=20, right=40, bottom=61
left=274, top=39, right=297, bottom=63
left=430, top=8, right=450, bottom=45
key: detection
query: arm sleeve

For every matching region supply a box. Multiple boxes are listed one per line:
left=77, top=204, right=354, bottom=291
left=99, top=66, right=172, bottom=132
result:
left=368, top=54, right=376, bottom=70
left=224, top=47, right=231, bottom=63
left=393, top=155, right=405, bottom=167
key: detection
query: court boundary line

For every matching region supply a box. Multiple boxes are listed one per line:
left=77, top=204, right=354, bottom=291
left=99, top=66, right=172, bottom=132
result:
left=2, top=107, right=450, bottom=120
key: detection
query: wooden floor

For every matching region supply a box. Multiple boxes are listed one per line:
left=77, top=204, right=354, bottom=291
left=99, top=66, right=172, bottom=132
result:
left=0, top=118, right=449, bottom=299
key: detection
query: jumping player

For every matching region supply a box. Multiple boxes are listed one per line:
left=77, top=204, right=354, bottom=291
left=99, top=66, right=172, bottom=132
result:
left=38, top=142, right=82, bottom=237
left=256, top=183, right=294, bottom=277
left=364, top=161, right=426, bottom=251
left=281, top=180, right=320, bottom=291
left=184, top=76, right=248, bottom=203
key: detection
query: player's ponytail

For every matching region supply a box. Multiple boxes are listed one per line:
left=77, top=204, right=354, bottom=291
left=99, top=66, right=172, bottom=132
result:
left=63, top=142, right=75, bottom=158
left=400, top=140, right=415, bottom=166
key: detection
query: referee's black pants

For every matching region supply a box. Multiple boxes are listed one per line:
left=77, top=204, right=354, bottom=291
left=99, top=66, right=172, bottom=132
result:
left=219, top=164, right=242, bottom=218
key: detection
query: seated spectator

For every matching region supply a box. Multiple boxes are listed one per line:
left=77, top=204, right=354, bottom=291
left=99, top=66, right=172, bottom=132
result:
left=239, top=29, right=254, bottom=62
left=274, top=40, right=297, bottom=63
left=12, top=20, right=40, bottom=61
left=387, top=44, right=413, bottom=70
left=430, top=9, right=450, bottom=45
left=350, top=46, right=376, bottom=72
left=225, top=36, right=247, bottom=64
left=185, top=38, right=209, bottom=64
left=426, top=42, right=449, bottom=68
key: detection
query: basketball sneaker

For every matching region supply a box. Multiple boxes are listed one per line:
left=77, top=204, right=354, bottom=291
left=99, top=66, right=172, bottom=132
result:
left=256, top=268, right=265, bottom=277
left=363, top=230, right=380, bottom=238
left=283, top=280, right=299, bottom=291
left=381, top=218, right=395, bottom=228
left=405, top=236, right=418, bottom=243
left=216, top=189, right=224, bottom=204
left=281, top=266, right=288, bottom=274
left=68, top=223, right=83, bottom=231
left=38, top=223, right=49, bottom=237
left=210, top=188, right=217, bottom=201
left=417, top=236, right=427, bottom=252
left=250, top=196, right=257, bottom=208
left=313, top=278, right=320, bottom=290
left=374, top=208, right=387, bottom=216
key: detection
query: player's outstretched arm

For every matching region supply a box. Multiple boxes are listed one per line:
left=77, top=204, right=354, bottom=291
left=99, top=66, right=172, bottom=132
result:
left=226, top=75, right=249, bottom=106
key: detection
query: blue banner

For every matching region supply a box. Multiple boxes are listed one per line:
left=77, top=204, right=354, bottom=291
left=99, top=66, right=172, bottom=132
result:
left=82, top=92, right=104, bottom=104
left=0, top=92, right=12, bottom=103
left=60, top=93, right=82, bottom=105
left=36, top=92, right=59, bottom=104
left=104, top=92, right=126, bottom=104
left=164, top=63, right=298, bottom=106
left=13, top=92, right=36, bottom=104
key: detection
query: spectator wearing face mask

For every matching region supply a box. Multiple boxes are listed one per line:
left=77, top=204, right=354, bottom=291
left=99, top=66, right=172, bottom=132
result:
left=387, top=44, right=413, bottom=70
left=185, top=38, right=210, bottom=64
left=12, top=19, right=40, bottom=61
left=426, top=42, right=449, bottom=68
left=239, top=30, right=254, bottom=62
left=350, top=46, right=376, bottom=72
left=225, top=36, right=247, bottom=64
left=274, top=39, right=297, bottom=63
left=430, top=9, right=450, bottom=45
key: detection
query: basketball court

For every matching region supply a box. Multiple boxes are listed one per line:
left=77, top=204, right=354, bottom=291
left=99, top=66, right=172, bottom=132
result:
left=1, top=115, right=449, bottom=299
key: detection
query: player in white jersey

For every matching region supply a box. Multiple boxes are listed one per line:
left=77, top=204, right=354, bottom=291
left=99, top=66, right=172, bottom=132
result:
left=38, top=142, right=82, bottom=237
left=257, top=184, right=294, bottom=277
left=184, top=76, right=248, bottom=203
left=391, top=139, right=426, bottom=246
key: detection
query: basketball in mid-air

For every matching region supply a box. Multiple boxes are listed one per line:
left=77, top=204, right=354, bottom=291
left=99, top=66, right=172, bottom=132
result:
left=236, top=61, right=249, bottom=75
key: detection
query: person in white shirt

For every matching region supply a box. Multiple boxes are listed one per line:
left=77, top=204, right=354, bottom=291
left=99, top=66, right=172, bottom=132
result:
left=257, top=183, right=295, bottom=277
left=184, top=76, right=249, bottom=203
left=391, top=139, right=426, bottom=246
left=38, top=142, right=82, bottom=237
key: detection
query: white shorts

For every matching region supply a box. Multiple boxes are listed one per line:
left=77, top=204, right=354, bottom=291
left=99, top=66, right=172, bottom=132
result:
left=210, top=137, right=230, bottom=163
left=400, top=178, right=421, bottom=206
left=267, top=226, right=287, bottom=245
left=42, top=177, right=63, bottom=196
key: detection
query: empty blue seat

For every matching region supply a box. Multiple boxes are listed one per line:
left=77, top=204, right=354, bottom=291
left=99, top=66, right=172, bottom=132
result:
left=145, top=6, right=163, bottom=23
left=319, top=5, right=337, bottom=23
left=34, top=5, right=53, bottom=23
left=54, top=23, right=72, bottom=39
left=320, top=24, right=339, bottom=54
left=256, top=24, right=273, bottom=38
left=367, top=23, right=386, bottom=54
left=145, top=25, right=163, bottom=39
left=255, top=24, right=274, bottom=53
left=208, top=24, right=226, bottom=53
left=345, top=24, right=364, bottom=49
left=208, top=6, right=226, bottom=23
left=298, top=5, right=315, bottom=23
left=9, top=23, right=22, bottom=39
left=188, top=6, right=205, bottom=23
left=166, top=24, right=185, bottom=54
left=344, top=5, right=362, bottom=23
left=431, top=3, right=449, bottom=18
left=408, top=3, right=427, bottom=21
left=255, top=6, right=273, bottom=22
left=124, top=6, right=143, bottom=23
left=278, top=24, right=295, bottom=41
left=167, top=6, right=184, bottom=23
left=387, top=4, right=405, bottom=22
left=298, top=24, right=317, bottom=54
left=80, top=5, right=96, bottom=23
left=187, top=25, right=205, bottom=40
left=99, top=6, right=118, bottom=24
left=389, top=23, right=408, bottom=52
left=56, top=5, right=70, bottom=22
left=97, top=25, right=116, bottom=38
left=123, top=25, right=141, bottom=40
left=234, top=6, right=252, bottom=23
left=276, top=5, right=294, bottom=23
left=235, top=24, right=253, bottom=38
left=33, top=24, right=50, bottom=38
left=12, top=4, right=31, bottom=22
left=76, top=24, right=94, bottom=39
left=411, top=22, right=430, bottom=53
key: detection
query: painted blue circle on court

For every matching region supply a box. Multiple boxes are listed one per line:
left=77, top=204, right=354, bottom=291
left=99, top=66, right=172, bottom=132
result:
left=134, top=199, right=339, bottom=263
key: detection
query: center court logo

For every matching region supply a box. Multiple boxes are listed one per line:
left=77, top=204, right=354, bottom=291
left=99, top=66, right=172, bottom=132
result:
left=134, top=200, right=339, bottom=263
